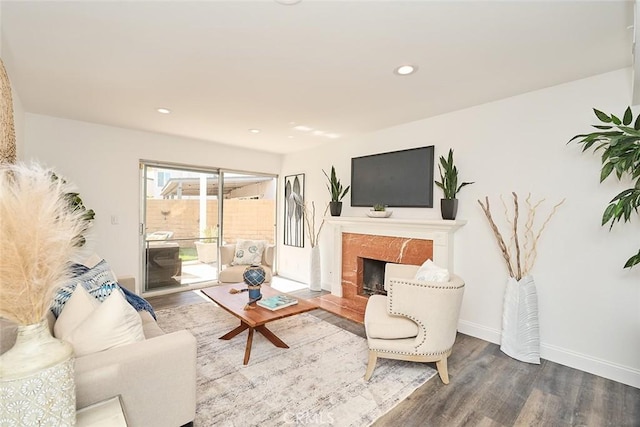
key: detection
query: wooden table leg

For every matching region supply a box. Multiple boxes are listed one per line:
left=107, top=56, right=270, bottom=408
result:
left=256, top=325, right=289, bottom=348
left=219, top=322, right=249, bottom=340
left=243, top=328, right=254, bottom=365
left=220, top=322, right=289, bottom=365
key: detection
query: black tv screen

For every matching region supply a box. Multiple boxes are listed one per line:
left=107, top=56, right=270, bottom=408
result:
left=351, top=146, right=434, bottom=208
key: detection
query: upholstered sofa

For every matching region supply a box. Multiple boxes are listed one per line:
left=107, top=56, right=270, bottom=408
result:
left=0, top=277, right=197, bottom=427
left=219, top=242, right=274, bottom=283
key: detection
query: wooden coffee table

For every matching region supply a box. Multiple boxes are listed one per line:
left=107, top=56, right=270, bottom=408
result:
left=201, top=283, right=318, bottom=365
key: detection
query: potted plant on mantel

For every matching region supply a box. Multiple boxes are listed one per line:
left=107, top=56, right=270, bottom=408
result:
left=434, top=148, right=474, bottom=220
left=569, top=107, right=640, bottom=269
left=323, top=166, right=350, bottom=216
left=367, top=203, right=392, bottom=218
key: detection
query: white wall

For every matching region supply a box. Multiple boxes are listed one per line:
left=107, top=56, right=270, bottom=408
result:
left=23, top=114, right=282, bottom=285
left=280, top=68, right=640, bottom=387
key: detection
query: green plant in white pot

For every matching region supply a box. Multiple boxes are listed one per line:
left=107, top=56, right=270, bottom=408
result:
left=323, top=166, right=350, bottom=216
left=195, top=225, right=218, bottom=263
left=434, top=148, right=474, bottom=220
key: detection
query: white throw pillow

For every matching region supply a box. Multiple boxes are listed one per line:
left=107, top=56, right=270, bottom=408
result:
left=54, top=285, right=100, bottom=340
left=64, top=290, right=145, bottom=357
left=414, top=259, right=450, bottom=282
left=232, top=239, right=266, bottom=265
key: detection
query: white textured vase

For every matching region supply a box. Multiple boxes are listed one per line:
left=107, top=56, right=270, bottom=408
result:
left=0, top=319, right=76, bottom=426
left=309, top=245, right=322, bottom=291
left=500, top=275, right=541, bottom=364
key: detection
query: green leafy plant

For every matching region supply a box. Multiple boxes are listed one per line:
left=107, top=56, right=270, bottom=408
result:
left=50, top=172, right=95, bottom=247
left=434, top=148, right=474, bottom=199
left=201, top=225, right=217, bottom=243
left=373, top=203, right=386, bottom=211
left=569, top=107, right=640, bottom=269
left=323, top=166, right=350, bottom=202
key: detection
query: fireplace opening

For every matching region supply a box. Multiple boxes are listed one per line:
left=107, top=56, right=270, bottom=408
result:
left=360, top=258, right=388, bottom=296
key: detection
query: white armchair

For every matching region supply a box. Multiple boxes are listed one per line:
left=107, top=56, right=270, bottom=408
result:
left=364, top=263, right=465, bottom=384
left=218, top=243, right=274, bottom=283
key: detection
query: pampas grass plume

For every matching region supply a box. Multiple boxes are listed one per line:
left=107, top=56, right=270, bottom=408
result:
left=0, top=162, right=89, bottom=325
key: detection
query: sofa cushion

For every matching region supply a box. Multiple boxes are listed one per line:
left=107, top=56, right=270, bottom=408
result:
left=140, top=310, right=165, bottom=339
left=63, top=290, right=145, bottom=357
left=232, top=239, right=266, bottom=265
left=364, top=295, right=419, bottom=340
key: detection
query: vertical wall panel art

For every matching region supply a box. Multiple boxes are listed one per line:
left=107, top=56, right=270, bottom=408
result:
left=284, top=174, right=304, bottom=247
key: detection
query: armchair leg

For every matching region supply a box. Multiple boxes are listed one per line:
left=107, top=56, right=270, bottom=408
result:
left=364, top=350, right=378, bottom=381
left=435, top=357, right=449, bottom=384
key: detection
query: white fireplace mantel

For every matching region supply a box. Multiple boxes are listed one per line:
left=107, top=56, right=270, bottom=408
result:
left=324, top=216, right=467, bottom=232
left=324, top=216, right=467, bottom=296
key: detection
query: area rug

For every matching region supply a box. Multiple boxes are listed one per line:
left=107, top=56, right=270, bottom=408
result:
left=156, top=301, right=436, bottom=427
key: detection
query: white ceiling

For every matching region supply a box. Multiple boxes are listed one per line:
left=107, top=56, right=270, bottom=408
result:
left=1, top=0, right=634, bottom=154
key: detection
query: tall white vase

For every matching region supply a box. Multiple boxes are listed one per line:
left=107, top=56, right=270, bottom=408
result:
left=500, top=275, right=541, bottom=364
left=309, top=245, right=322, bottom=291
left=0, top=319, right=76, bottom=425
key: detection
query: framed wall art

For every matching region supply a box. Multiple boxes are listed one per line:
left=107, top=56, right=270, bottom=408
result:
left=284, top=173, right=304, bottom=247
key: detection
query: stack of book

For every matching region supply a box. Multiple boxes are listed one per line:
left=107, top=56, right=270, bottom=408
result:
left=257, top=294, right=298, bottom=311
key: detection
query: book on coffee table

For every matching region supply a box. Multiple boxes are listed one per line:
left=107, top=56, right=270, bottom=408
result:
left=257, top=294, right=298, bottom=311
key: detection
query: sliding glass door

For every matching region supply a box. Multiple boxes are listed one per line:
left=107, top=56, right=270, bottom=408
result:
left=140, top=161, right=277, bottom=294
left=141, top=162, right=220, bottom=292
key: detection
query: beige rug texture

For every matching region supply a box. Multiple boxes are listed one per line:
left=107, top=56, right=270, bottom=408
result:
left=156, top=301, right=436, bottom=427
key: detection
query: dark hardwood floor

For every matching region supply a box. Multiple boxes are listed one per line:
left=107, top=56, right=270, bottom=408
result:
left=147, top=288, right=640, bottom=427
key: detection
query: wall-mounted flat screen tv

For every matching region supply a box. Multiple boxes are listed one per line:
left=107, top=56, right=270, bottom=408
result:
left=351, top=146, right=434, bottom=208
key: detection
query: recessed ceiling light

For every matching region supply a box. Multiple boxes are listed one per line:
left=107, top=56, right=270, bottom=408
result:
left=394, top=65, right=418, bottom=76
left=293, top=125, right=313, bottom=132
left=275, top=0, right=302, bottom=5
left=249, top=129, right=261, bottom=134
left=157, top=108, right=171, bottom=114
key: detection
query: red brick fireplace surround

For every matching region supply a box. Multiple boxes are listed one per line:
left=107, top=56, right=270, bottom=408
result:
left=315, top=217, right=466, bottom=323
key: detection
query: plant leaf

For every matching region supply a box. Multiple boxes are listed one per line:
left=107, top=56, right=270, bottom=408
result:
left=611, top=114, right=621, bottom=125
left=594, top=109, right=612, bottom=123
left=600, top=163, right=614, bottom=182
left=602, top=203, right=616, bottom=226
left=623, top=249, right=640, bottom=268
left=623, top=106, right=633, bottom=125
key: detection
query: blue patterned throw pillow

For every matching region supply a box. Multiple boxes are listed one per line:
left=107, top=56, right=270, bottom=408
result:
left=51, top=259, right=122, bottom=318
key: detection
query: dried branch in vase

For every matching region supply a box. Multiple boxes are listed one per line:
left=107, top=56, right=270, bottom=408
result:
left=478, top=192, right=565, bottom=280
left=295, top=198, right=328, bottom=248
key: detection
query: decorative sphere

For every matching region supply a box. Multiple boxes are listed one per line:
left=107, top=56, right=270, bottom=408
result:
left=243, top=265, right=266, bottom=287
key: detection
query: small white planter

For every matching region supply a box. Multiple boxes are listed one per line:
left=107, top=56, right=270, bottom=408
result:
left=500, top=275, right=541, bottom=364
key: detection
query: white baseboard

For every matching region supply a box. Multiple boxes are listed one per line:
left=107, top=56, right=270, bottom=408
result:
left=457, top=319, right=501, bottom=345
left=275, top=270, right=307, bottom=285
left=457, top=320, right=640, bottom=388
left=540, top=343, right=640, bottom=389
